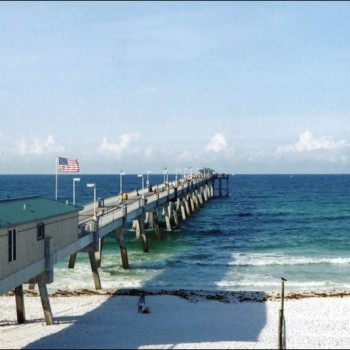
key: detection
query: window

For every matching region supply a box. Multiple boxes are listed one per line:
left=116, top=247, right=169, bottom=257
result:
left=8, top=229, right=16, bottom=262
left=37, top=223, right=45, bottom=241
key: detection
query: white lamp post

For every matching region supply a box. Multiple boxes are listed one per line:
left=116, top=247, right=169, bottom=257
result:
left=163, top=167, right=167, bottom=183
left=73, top=177, right=80, bottom=205
left=120, top=169, right=126, bottom=194
left=137, top=174, right=144, bottom=190
left=176, top=169, right=182, bottom=181
left=87, top=183, right=96, bottom=219
left=146, top=170, right=151, bottom=188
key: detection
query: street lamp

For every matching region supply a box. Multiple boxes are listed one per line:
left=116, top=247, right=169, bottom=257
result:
left=120, top=169, right=126, bottom=194
left=137, top=174, right=144, bottom=190
left=163, top=167, right=167, bottom=183
left=73, top=177, right=80, bottom=205
left=87, top=183, right=96, bottom=219
left=176, top=169, right=182, bottom=181
left=146, top=170, right=151, bottom=188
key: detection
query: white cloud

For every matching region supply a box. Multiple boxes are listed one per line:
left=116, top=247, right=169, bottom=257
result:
left=277, top=131, right=350, bottom=153
left=143, top=147, right=153, bottom=159
left=99, top=133, right=140, bottom=156
left=205, top=133, right=228, bottom=153
left=15, top=135, right=64, bottom=156
left=178, top=150, right=192, bottom=160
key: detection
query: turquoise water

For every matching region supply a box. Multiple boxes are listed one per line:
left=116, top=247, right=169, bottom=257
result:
left=2, top=174, right=350, bottom=292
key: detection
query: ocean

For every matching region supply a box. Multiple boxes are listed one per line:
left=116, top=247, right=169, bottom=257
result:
left=2, top=174, right=350, bottom=293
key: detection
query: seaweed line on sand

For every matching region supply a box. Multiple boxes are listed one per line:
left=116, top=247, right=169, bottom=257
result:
left=4, top=288, right=350, bottom=303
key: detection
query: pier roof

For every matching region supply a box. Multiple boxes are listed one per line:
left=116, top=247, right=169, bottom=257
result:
left=0, top=196, right=81, bottom=229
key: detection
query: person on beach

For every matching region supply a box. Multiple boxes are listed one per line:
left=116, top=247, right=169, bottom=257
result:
left=137, top=292, right=149, bottom=313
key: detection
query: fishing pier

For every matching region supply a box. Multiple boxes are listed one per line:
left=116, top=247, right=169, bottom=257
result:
left=0, top=173, right=229, bottom=325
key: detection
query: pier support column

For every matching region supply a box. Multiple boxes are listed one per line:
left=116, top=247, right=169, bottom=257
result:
left=203, top=186, right=208, bottom=201
left=180, top=200, right=187, bottom=220
left=197, top=191, right=204, bottom=205
left=153, top=212, right=161, bottom=240
left=154, top=221, right=161, bottom=239
left=176, top=198, right=181, bottom=211
left=133, top=219, right=140, bottom=238
left=146, top=211, right=155, bottom=229
left=15, top=285, right=25, bottom=324
left=28, top=280, right=36, bottom=290
left=88, top=251, right=102, bottom=290
left=116, top=223, right=129, bottom=269
left=190, top=195, right=195, bottom=212
left=193, top=192, right=199, bottom=209
left=68, top=253, right=77, bottom=269
left=164, top=203, right=172, bottom=231
left=144, top=212, right=152, bottom=229
left=134, top=218, right=149, bottom=252
left=95, top=237, right=104, bottom=268
left=184, top=197, right=191, bottom=217
left=38, top=281, right=53, bottom=325
left=172, top=205, right=180, bottom=228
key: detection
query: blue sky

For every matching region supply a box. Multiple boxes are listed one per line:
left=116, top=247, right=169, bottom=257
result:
left=1, top=1, right=350, bottom=174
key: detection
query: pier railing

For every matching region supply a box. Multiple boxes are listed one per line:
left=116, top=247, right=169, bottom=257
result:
left=79, top=175, right=208, bottom=235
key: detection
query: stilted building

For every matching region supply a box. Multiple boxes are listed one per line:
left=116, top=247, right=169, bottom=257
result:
left=0, top=196, right=81, bottom=325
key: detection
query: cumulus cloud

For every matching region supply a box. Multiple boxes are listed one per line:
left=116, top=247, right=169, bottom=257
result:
left=205, top=133, right=228, bottom=153
left=178, top=150, right=192, bottom=160
left=99, top=133, right=140, bottom=155
left=15, top=135, right=64, bottom=156
left=143, top=147, right=153, bottom=159
left=277, top=131, right=350, bottom=153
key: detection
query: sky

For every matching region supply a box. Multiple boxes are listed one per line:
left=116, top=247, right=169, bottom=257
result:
left=1, top=1, right=350, bottom=174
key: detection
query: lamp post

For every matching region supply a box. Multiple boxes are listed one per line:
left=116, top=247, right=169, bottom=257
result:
left=87, top=183, right=96, bottom=219
left=137, top=174, right=144, bottom=190
left=73, top=177, right=80, bottom=205
left=176, top=169, right=182, bottom=181
left=163, top=167, right=167, bottom=183
left=120, top=169, right=126, bottom=194
left=146, top=170, right=151, bottom=188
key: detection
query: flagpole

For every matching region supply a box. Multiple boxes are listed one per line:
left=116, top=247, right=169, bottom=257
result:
left=55, top=156, right=58, bottom=200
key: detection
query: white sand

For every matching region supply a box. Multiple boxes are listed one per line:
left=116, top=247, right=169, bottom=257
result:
left=1, top=292, right=350, bottom=349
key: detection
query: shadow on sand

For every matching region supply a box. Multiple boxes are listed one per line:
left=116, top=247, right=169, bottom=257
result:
left=23, top=291, right=267, bottom=349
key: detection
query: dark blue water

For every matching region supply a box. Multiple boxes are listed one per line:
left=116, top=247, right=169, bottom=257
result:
left=2, top=174, right=350, bottom=292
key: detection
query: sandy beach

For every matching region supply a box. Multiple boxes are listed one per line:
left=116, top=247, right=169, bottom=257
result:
left=1, top=289, right=350, bottom=349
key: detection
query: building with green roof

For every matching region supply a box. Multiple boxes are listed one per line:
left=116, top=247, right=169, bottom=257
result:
left=0, top=196, right=81, bottom=297
left=0, top=196, right=81, bottom=229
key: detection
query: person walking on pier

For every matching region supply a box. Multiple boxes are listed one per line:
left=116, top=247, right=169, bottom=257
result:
left=122, top=192, right=128, bottom=204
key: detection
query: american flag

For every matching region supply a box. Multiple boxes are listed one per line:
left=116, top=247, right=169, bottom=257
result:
left=58, top=157, right=80, bottom=173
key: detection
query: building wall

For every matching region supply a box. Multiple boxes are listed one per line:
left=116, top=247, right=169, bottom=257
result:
left=0, top=213, right=78, bottom=280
